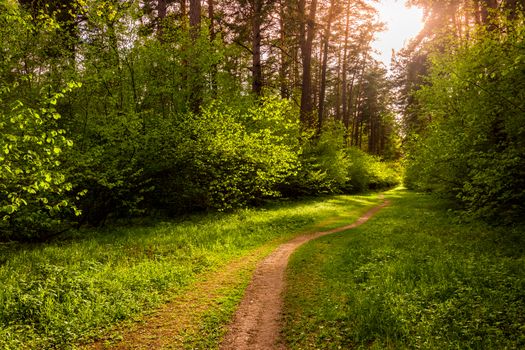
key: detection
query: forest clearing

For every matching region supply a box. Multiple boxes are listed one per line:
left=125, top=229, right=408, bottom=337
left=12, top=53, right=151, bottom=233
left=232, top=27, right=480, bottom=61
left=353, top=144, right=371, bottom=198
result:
left=1, top=0, right=524, bottom=348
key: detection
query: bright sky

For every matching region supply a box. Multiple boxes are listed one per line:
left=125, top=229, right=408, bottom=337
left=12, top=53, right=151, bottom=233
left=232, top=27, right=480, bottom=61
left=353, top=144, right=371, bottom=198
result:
left=371, top=0, right=425, bottom=67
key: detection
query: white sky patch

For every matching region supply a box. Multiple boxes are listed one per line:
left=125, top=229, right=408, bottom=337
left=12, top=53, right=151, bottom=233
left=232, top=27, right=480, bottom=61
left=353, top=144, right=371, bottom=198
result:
left=372, top=0, right=424, bottom=67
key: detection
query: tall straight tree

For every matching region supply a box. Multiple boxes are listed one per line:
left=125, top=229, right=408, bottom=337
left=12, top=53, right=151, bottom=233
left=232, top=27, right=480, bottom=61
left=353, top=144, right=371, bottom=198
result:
left=341, top=0, right=351, bottom=139
left=299, top=0, right=318, bottom=131
left=190, top=0, right=201, bottom=37
left=208, top=0, right=218, bottom=94
left=316, top=0, right=336, bottom=135
left=157, top=0, right=168, bottom=36
left=189, top=0, right=202, bottom=112
left=278, top=0, right=290, bottom=98
left=251, top=0, right=264, bottom=95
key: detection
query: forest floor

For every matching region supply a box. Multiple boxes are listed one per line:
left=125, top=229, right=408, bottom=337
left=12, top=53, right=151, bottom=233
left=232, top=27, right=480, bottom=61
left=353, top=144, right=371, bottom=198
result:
left=85, top=244, right=270, bottom=350
left=5, top=190, right=522, bottom=349
left=284, top=188, right=525, bottom=349
left=1, top=194, right=383, bottom=349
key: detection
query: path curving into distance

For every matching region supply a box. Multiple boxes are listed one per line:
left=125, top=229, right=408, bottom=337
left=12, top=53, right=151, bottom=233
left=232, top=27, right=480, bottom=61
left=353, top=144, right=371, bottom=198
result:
left=220, top=198, right=390, bottom=350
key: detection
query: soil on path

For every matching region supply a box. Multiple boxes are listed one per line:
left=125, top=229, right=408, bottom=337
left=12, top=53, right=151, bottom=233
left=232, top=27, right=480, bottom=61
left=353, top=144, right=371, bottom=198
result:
left=220, top=199, right=390, bottom=350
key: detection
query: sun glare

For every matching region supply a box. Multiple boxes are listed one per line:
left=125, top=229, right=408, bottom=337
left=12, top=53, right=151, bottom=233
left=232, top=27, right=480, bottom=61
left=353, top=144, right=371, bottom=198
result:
left=372, top=0, right=425, bottom=67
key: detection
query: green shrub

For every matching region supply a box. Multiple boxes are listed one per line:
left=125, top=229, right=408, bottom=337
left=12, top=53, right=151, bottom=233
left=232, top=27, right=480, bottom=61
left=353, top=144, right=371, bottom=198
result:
left=405, top=18, right=525, bottom=221
left=346, top=147, right=401, bottom=193
left=140, top=97, right=300, bottom=212
left=283, top=125, right=350, bottom=196
left=282, top=123, right=400, bottom=196
left=0, top=84, right=81, bottom=241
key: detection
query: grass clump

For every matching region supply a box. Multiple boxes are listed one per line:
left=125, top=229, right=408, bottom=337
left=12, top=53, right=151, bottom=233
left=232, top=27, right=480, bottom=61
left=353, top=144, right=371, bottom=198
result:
left=0, top=194, right=381, bottom=349
left=284, top=188, right=525, bottom=349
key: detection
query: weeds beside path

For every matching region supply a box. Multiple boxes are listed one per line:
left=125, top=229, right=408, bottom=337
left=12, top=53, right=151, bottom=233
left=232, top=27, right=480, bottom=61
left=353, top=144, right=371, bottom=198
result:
left=87, top=195, right=387, bottom=350
left=85, top=244, right=273, bottom=349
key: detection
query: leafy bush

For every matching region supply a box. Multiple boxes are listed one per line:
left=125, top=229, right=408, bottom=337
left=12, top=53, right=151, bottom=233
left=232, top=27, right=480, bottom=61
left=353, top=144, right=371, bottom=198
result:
left=0, top=84, right=81, bottom=241
left=283, top=125, right=350, bottom=195
left=405, top=17, right=525, bottom=222
left=140, top=97, right=300, bottom=213
left=346, top=147, right=400, bottom=193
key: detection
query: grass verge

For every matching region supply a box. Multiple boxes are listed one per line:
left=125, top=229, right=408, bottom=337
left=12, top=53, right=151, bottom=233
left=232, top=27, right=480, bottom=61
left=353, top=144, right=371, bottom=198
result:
left=284, top=188, right=525, bottom=349
left=0, top=193, right=382, bottom=349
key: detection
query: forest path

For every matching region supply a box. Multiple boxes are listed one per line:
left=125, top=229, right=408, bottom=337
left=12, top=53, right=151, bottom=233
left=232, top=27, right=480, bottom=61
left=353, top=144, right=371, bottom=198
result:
left=219, top=197, right=390, bottom=350
left=84, top=197, right=388, bottom=350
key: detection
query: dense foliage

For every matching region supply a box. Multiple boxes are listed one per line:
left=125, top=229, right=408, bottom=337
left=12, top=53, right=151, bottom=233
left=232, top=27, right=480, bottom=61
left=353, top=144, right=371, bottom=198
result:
left=282, top=126, right=400, bottom=197
left=405, top=15, right=525, bottom=221
left=0, top=1, right=400, bottom=241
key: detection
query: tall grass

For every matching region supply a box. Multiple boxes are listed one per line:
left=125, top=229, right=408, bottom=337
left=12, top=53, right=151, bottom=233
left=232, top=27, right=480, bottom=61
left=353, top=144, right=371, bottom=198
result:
left=284, top=188, right=525, bottom=349
left=0, top=194, right=381, bottom=349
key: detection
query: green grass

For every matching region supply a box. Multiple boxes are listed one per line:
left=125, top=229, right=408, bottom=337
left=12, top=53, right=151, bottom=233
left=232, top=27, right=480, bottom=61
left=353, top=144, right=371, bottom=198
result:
left=0, top=194, right=382, bottom=349
left=284, top=188, right=525, bottom=349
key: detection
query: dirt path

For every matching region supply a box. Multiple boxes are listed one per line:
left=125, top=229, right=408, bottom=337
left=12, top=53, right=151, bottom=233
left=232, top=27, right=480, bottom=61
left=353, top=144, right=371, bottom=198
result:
left=83, top=199, right=388, bottom=350
left=220, top=199, right=390, bottom=350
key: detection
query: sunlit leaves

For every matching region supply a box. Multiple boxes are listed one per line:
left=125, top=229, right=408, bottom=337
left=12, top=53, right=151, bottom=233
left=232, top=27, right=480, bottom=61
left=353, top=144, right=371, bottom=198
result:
left=406, top=15, right=525, bottom=222
left=0, top=83, right=81, bottom=238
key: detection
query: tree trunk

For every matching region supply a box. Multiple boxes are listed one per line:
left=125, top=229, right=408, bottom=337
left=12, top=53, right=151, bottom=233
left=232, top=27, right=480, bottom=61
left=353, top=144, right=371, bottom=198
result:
left=294, top=46, right=300, bottom=91
left=347, top=73, right=356, bottom=145
left=299, top=0, right=318, bottom=131
left=208, top=0, right=215, bottom=40
left=181, top=0, right=187, bottom=17
left=252, top=0, right=263, bottom=96
left=156, top=0, right=168, bottom=40
left=313, top=45, right=321, bottom=112
left=352, top=64, right=366, bottom=147
left=158, top=0, right=167, bottom=20
left=208, top=0, right=217, bottom=95
left=335, top=47, right=342, bottom=121
left=473, top=0, right=482, bottom=24
left=317, top=0, right=335, bottom=135
left=189, top=0, right=202, bottom=112
left=190, top=0, right=201, bottom=39
left=278, top=0, right=290, bottom=98
left=341, top=2, right=351, bottom=142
